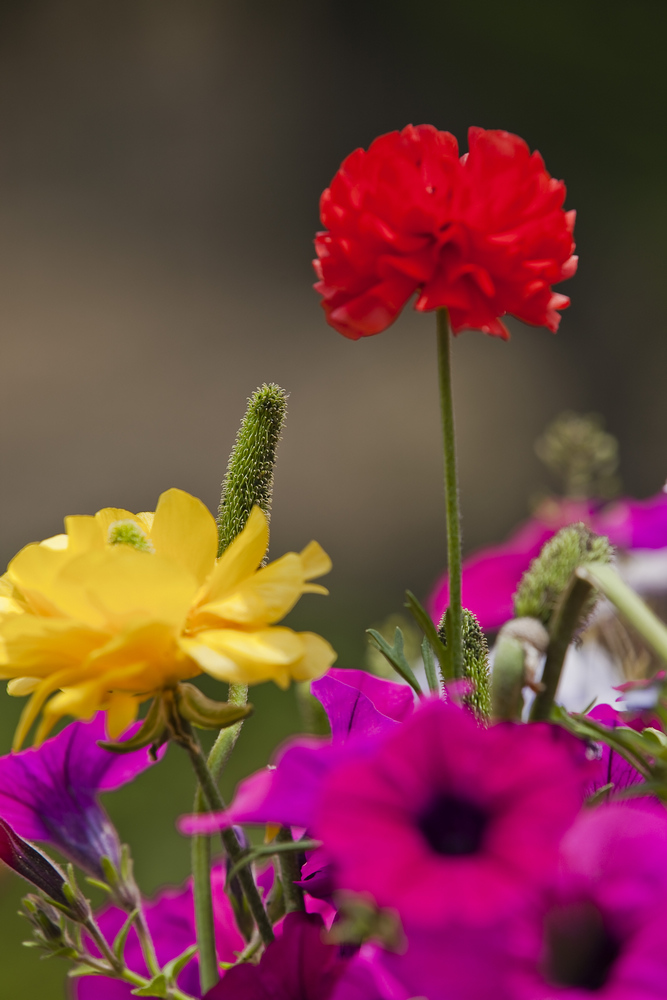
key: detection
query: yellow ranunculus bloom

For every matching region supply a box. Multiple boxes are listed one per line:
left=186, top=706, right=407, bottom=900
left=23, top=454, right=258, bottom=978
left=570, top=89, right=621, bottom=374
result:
left=0, top=489, right=335, bottom=748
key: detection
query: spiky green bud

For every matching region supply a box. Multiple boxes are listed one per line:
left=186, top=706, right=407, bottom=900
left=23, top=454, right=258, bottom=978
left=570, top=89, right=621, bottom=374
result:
left=438, top=609, right=491, bottom=721
left=217, top=383, right=288, bottom=556
left=513, top=523, right=613, bottom=629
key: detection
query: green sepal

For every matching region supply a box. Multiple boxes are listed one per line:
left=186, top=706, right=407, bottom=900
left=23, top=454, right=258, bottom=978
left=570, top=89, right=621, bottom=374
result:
left=113, top=909, right=139, bottom=962
left=404, top=590, right=452, bottom=682
left=68, top=964, right=105, bottom=978
left=131, top=973, right=168, bottom=998
left=175, top=683, right=254, bottom=730
left=162, top=944, right=198, bottom=982
left=366, top=628, right=422, bottom=695
left=85, top=877, right=113, bottom=895
left=98, top=697, right=168, bottom=754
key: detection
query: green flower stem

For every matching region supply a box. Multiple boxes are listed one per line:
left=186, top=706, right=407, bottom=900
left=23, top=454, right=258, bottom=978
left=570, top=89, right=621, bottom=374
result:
left=135, top=909, right=161, bottom=978
left=190, top=820, right=216, bottom=993
left=577, top=562, right=667, bottom=662
left=275, top=827, right=305, bottom=914
left=436, top=308, right=464, bottom=678
left=529, top=575, right=594, bottom=722
left=191, top=682, right=249, bottom=994
left=83, top=919, right=196, bottom=1000
left=180, top=728, right=274, bottom=947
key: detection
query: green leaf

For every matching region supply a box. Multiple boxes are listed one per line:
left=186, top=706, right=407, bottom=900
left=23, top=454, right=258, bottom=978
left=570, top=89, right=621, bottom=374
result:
left=366, top=628, right=422, bottom=695
left=175, top=683, right=254, bottom=730
left=421, top=637, right=439, bottom=695
left=131, top=973, right=168, bottom=998
left=113, top=909, right=139, bottom=962
left=226, top=839, right=321, bottom=884
left=404, top=591, right=452, bottom=681
left=162, top=944, right=198, bottom=982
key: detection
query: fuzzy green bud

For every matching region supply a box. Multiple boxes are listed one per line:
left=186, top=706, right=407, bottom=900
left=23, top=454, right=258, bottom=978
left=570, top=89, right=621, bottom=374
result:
left=513, top=523, right=613, bottom=629
left=535, top=411, right=620, bottom=500
left=438, top=609, right=491, bottom=721
left=217, top=383, right=288, bottom=556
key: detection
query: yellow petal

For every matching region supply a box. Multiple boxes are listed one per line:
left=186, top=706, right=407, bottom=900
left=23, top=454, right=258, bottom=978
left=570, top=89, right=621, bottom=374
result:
left=151, top=489, right=218, bottom=586
left=13, top=666, right=87, bottom=749
left=181, top=626, right=310, bottom=686
left=95, top=507, right=144, bottom=540
left=41, top=534, right=68, bottom=551
left=65, top=515, right=105, bottom=554
left=195, top=553, right=305, bottom=627
left=201, top=506, right=269, bottom=603
left=7, top=542, right=75, bottom=616
left=7, top=677, right=41, bottom=696
left=87, top=621, right=198, bottom=690
left=53, top=548, right=199, bottom=631
left=287, top=631, right=337, bottom=682
left=102, top=693, right=139, bottom=738
left=299, top=541, right=332, bottom=581
left=0, top=616, right=107, bottom=675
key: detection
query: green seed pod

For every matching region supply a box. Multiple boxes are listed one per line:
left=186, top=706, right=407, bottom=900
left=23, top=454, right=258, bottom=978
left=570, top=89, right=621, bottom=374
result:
left=217, top=383, right=288, bottom=556
left=438, top=609, right=491, bottom=721
left=513, top=523, right=613, bottom=629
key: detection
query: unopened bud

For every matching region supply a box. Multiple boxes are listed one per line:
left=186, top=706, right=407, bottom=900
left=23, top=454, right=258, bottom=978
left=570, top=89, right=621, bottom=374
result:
left=438, top=609, right=491, bottom=721
left=513, top=523, right=612, bottom=629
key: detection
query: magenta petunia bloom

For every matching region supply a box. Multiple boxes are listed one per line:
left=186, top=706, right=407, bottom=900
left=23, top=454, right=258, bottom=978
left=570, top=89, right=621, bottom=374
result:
left=311, top=668, right=414, bottom=744
left=586, top=705, right=650, bottom=800
left=180, top=669, right=414, bottom=838
left=0, top=713, right=164, bottom=879
left=429, top=491, right=667, bottom=631
left=75, top=865, right=244, bottom=1000
left=315, top=700, right=592, bottom=927
left=510, top=803, right=667, bottom=999
left=205, top=912, right=346, bottom=1000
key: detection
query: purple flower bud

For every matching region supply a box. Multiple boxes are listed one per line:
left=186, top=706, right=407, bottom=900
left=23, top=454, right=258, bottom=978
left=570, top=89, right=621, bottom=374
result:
left=0, top=816, right=69, bottom=908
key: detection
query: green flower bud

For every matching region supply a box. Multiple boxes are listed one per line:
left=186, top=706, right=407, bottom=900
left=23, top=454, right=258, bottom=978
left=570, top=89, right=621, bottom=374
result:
left=513, top=523, right=613, bottom=629
left=438, top=609, right=491, bottom=721
left=217, top=383, right=288, bottom=556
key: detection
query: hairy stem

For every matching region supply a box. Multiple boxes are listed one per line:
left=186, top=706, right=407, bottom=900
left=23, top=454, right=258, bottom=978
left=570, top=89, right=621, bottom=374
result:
left=180, top=728, right=274, bottom=946
left=436, top=308, right=464, bottom=678
left=275, top=827, right=305, bottom=914
left=530, top=575, right=594, bottom=721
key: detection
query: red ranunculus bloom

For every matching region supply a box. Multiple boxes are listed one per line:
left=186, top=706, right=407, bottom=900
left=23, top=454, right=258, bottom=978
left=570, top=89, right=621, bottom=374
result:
left=313, top=125, right=577, bottom=340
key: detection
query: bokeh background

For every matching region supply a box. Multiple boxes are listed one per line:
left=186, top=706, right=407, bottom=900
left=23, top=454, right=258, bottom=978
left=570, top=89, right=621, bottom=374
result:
left=0, top=2, right=665, bottom=995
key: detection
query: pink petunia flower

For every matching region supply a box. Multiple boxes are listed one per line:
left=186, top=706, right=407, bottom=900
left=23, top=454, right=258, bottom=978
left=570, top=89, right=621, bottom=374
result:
left=510, top=803, right=667, bottom=999
left=315, top=700, right=592, bottom=927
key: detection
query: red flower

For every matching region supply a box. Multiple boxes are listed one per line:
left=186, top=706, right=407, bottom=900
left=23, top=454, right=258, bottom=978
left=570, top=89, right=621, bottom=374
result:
left=313, top=125, right=577, bottom=340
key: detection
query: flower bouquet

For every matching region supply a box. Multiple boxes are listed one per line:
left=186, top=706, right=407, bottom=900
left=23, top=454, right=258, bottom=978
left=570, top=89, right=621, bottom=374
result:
left=3, top=124, right=667, bottom=1000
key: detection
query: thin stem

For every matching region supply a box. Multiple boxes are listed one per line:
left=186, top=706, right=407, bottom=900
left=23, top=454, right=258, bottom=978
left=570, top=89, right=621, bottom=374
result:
left=577, top=562, right=667, bottom=663
left=135, top=910, right=160, bottom=978
left=275, top=828, right=305, bottom=914
left=178, top=727, right=274, bottom=946
left=436, top=308, right=464, bottom=678
left=530, top=575, right=594, bottom=722
left=191, top=682, right=249, bottom=995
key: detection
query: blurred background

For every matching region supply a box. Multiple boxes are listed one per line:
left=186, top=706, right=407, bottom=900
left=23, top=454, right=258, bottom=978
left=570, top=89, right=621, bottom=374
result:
left=0, top=2, right=665, bottom=994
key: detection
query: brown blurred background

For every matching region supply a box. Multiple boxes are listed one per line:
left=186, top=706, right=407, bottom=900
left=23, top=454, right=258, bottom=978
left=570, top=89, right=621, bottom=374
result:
left=0, top=2, right=665, bottom=994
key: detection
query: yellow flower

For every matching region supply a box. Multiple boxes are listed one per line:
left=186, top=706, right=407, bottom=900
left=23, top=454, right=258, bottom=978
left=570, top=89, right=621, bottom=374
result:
left=0, top=489, right=335, bottom=748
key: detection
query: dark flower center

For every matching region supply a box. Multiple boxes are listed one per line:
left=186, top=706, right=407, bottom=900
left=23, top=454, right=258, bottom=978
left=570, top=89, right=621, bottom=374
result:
left=418, top=793, right=488, bottom=856
left=545, top=902, right=620, bottom=992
